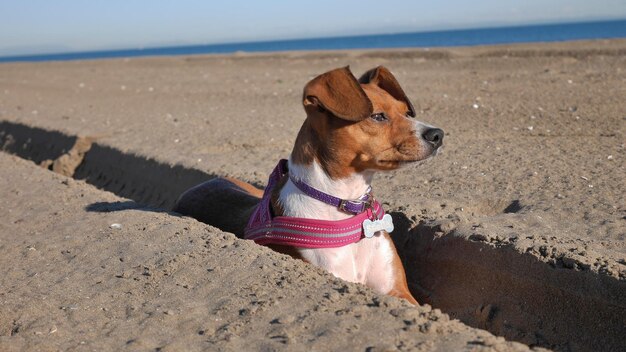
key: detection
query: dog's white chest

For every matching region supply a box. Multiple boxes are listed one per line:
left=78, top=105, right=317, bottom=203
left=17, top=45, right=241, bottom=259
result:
left=298, top=234, right=396, bottom=294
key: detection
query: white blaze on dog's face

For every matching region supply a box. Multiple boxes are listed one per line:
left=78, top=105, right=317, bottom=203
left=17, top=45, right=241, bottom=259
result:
left=294, top=66, right=443, bottom=179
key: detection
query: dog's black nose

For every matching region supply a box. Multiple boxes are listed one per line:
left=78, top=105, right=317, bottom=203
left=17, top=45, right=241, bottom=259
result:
left=423, top=128, right=444, bottom=148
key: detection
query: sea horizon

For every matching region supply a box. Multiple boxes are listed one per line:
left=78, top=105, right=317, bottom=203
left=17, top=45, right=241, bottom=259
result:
left=1, top=18, right=625, bottom=63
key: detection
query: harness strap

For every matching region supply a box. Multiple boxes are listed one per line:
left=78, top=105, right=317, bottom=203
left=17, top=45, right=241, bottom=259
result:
left=243, top=159, right=385, bottom=249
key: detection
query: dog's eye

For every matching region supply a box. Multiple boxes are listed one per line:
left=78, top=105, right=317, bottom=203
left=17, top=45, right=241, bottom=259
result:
left=370, top=113, right=388, bottom=122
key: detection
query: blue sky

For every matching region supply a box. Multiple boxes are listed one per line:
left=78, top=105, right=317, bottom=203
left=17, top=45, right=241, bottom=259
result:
left=1, top=0, right=625, bottom=55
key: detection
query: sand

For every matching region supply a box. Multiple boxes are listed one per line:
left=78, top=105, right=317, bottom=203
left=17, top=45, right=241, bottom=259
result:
left=0, top=39, right=624, bottom=351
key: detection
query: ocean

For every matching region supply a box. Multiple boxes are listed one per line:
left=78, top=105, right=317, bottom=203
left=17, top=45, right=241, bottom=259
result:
left=1, top=19, right=625, bottom=63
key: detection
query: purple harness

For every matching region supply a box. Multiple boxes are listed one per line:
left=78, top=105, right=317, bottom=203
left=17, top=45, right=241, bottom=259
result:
left=244, top=159, right=391, bottom=249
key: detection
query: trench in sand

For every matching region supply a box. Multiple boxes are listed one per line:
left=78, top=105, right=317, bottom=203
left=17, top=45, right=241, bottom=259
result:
left=1, top=120, right=624, bottom=352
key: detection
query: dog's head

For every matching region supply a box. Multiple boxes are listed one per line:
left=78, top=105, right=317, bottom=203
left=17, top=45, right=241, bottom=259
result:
left=296, top=66, right=443, bottom=178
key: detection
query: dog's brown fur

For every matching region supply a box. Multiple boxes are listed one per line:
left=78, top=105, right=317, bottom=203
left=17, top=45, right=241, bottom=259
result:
left=174, top=66, right=442, bottom=305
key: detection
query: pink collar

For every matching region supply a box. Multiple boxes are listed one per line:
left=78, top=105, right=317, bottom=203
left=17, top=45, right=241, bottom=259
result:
left=244, top=159, right=385, bottom=249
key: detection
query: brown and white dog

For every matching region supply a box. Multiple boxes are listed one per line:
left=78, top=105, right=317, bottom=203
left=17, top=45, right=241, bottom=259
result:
left=173, top=66, right=443, bottom=304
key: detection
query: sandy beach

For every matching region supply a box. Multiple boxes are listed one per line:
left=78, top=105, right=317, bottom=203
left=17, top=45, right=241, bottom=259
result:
left=0, top=39, right=624, bottom=351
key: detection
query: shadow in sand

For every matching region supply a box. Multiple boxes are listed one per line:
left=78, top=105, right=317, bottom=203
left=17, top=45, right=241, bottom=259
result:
left=388, top=210, right=626, bottom=351
left=0, top=121, right=218, bottom=210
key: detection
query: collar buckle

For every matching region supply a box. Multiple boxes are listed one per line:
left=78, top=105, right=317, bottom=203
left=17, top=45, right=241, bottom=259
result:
left=338, top=195, right=373, bottom=214
left=338, top=199, right=354, bottom=213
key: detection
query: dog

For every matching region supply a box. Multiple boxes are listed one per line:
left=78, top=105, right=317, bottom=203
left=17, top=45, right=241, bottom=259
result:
left=173, top=66, right=443, bottom=304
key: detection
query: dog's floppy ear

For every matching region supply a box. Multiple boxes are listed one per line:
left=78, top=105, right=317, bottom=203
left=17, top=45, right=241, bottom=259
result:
left=359, top=66, right=415, bottom=117
left=303, top=66, right=373, bottom=121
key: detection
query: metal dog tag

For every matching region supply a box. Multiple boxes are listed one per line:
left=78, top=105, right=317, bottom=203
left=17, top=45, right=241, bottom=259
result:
left=362, top=214, right=394, bottom=238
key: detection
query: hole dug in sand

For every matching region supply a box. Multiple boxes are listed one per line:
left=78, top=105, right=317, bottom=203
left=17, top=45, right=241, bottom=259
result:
left=0, top=121, right=214, bottom=209
left=391, top=214, right=626, bottom=351
left=2, top=121, right=625, bottom=351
